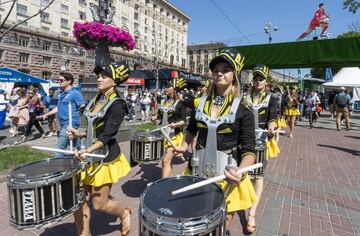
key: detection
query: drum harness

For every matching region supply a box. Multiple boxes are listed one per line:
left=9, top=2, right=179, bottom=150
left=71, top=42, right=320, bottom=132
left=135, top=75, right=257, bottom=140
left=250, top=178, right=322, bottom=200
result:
left=192, top=95, right=242, bottom=182
left=246, top=93, right=272, bottom=143
left=83, top=97, right=121, bottom=176
left=159, top=100, right=179, bottom=136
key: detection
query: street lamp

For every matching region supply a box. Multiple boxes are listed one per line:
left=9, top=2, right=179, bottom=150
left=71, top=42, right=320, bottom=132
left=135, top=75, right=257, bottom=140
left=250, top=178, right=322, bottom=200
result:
left=264, top=22, right=278, bottom=44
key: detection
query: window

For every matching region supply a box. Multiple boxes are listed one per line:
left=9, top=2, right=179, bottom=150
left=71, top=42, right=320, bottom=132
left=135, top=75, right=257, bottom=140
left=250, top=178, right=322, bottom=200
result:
left=0, top=50, right=3, bottom=61
left=134, top=12, right=139, bottom=20
left=80, top=61, right=85, bottom=69
left=41, top=12, right=50, bottom=23
left=43, top=56, right=51, bottom=66
left=79, top=11, right=86, bottom=20
left=64, top=60, right=70, bottom=70
left=145, top=27, right=148, bottom=34
left=19, top=53, right=30, bottom=63
left=17, top=4, right=27, bottom=16
left=61, top=4, right=69, bottom=14
left=61, top=32, right=69, bottom=37
left=61, top=18, right=69, bottom=28
left=41, top=0, right=50, bottom=7
left=62, top=45, right=70, bottom=53
left=42, top=71, right=51, bottom=80
left=121, top=17, right=128, bottom=27
left=18, top=36, right=29, bottom=47
left=17, top=20, right=28, bottom=27
left=41, top=26, right=50, bottom=32
left=42, top=41, right=51, bottom=51
left=78, top=0, right=86, bottom=6
left=134, top=3, right=139, bottom=10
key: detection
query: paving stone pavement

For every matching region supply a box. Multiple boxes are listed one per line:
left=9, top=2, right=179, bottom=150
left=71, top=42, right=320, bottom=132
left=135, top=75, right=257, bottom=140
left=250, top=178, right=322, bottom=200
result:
left=0, top=111, right=359, bottom=236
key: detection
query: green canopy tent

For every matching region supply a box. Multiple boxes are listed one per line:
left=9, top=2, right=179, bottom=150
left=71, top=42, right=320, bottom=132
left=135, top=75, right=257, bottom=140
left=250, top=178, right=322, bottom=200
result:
left=229, top=36, right=360, bottom=69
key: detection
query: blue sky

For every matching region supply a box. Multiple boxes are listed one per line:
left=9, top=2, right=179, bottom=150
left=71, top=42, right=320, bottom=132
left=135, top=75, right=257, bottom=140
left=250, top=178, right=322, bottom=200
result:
left=169, top=0, right=359, bottom=46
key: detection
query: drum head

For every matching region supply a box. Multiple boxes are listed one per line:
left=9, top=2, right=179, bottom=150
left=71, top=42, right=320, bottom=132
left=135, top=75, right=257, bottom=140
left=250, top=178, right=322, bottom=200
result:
left=142, top=176, right=224, bottom=219
left=9, top=156, right=79, bottom=180
left=133, top=131, right=163, bottom=141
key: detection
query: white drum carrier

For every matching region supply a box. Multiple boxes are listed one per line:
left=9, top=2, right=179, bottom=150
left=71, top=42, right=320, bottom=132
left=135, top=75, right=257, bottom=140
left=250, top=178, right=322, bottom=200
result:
left=191, top=96, right=241, bottom=178
left=158, top=100, right=179, bottom=136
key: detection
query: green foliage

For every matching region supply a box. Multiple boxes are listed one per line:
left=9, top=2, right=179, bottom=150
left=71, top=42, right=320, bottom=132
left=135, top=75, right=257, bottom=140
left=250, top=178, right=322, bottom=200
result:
left=337, top=31, right=360, bottom=38
left=343, top=0, right=359, bottom=13
left=0, top=146, right=51, bottom=171
left=134, top=123, right=156, bottom=131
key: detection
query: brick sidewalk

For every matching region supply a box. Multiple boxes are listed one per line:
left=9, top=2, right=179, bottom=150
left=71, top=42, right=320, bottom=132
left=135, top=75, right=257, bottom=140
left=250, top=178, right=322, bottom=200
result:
left=0, top=113, right=359, bottom=236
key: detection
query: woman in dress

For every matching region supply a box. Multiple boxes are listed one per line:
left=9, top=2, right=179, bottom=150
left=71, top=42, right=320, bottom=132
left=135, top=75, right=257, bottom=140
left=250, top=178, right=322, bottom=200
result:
left=67, top=62, right=132, bottom=236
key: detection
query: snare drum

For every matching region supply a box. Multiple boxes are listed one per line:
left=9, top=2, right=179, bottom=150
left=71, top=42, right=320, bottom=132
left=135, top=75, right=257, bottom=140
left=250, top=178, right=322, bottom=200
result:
left=130, top=131, right=164, bottom=163
left=139, top=176, right=226, bottom=235
left=249, top=141, right=267, bottom=178
left=7, top=157, right=84, bottom=230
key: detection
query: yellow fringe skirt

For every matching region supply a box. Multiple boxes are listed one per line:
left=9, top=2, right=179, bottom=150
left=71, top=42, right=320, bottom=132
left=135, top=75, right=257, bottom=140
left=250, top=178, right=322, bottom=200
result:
left=82, top=153, right=131, bottom=187
left=164, top=132, right=184, bottom=148
left=266, top=137, right=280, bottom=159
left=183, top=168, right=257, bottom=212
left=276, top=117, right=287, bottom=129
left=284, top=107, right=300, bottom=116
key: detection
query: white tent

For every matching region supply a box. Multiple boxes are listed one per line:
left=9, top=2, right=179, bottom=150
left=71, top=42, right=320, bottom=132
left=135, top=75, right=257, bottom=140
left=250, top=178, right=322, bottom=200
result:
left=323, top=67, right=360, bottom=100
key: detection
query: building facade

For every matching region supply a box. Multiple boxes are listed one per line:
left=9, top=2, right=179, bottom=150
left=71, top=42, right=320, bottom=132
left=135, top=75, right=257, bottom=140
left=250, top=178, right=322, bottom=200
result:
left=0, top=0, right=190, bottom=85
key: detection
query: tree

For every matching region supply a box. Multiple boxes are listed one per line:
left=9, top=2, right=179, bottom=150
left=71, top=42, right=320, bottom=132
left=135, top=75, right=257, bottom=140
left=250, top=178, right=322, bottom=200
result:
left=0, top=0, right=56, bottom=40
left=343, top=0, right=360, bottom=13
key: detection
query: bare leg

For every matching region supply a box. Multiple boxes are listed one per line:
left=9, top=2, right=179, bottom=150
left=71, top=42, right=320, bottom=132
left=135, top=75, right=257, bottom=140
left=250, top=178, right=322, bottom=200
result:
left=162, top=147, right=174, bottom=178
left=74, top=186, right=91, bottom=236
left=247, top=177, right=264, bottom=231
left=226, top=212, right=235, bottom=227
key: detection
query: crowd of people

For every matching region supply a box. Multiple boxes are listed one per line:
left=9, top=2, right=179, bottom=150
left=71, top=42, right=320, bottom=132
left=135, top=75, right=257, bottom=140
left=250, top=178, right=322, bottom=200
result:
left=0, top=51, right=357, bottom=236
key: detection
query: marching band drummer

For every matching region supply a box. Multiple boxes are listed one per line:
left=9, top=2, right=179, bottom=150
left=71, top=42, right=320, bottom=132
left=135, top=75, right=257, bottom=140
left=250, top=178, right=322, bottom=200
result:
left=67, top=62, right=132, bottom=236
left=244, top=65, right=280, bottom=233
left=154, top=77, right=189, bottom=178
left=284, top=87, right=300, bottom=138
left=174, top=48, right=257, bottom=232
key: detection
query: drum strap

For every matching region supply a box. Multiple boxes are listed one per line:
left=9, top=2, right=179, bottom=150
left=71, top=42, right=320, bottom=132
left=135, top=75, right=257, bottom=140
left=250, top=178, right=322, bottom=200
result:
left=247, top=93, right=272, bottom=140
left=193, top=94, right=242, bottom=177
left=160, top=100, right=178, bottom=135
left=84, top=98, right=121, bottom=148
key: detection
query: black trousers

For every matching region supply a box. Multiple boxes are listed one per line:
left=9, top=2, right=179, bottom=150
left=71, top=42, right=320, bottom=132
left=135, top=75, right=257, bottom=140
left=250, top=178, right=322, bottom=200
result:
left=24, top=112, right=44, bottom=137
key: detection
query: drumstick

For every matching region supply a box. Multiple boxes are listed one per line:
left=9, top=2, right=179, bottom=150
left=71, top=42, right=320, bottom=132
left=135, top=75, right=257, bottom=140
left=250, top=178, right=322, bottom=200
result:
left=31, top=146, right=106, bottom=159
left=171, top=163, right=263, bottom=196
left=159, top=128, right=186, bottom=161
left=150, top=124, right=169, bottom=133
left=255, top=129, right=285, bottom=133
left=68, top=101, right=73, bottom=151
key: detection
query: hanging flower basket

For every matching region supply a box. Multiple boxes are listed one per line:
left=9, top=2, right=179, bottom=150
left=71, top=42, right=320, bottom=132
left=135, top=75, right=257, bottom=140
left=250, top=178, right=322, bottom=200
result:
left=73, top=21, right=136, bottom=51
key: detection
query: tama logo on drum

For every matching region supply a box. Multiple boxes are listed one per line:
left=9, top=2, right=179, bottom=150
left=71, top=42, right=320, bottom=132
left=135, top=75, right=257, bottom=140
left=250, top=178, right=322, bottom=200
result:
left=144, top=143, right=151, bottom=160
left=22, top=190, right=35, bottom=221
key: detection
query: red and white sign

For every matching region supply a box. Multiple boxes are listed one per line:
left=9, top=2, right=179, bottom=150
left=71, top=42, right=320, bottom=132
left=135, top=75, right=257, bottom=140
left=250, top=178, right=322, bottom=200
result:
left=124, top=77, right=145, bottom=85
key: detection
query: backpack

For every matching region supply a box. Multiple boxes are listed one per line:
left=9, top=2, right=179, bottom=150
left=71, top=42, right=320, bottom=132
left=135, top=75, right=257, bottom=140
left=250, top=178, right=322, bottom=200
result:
left=336, top=94, right=348, bottom=108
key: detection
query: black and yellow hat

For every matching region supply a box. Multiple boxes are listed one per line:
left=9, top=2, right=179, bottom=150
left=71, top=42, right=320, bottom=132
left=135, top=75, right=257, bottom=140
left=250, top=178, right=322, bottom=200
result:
left=167, top=77, right=187, bottom=91
left=94, top=61, right=130, bottom=85
left=200, top=79, right=210, bottom=88
left=253, top=64, right=270, bottom=80
left=209, top=48, right=245, bottom=74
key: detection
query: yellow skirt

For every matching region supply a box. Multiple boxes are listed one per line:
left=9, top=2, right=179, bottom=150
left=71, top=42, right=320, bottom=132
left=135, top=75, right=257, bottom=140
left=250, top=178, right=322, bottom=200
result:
left=266, top=137, right=280, bottom=159
left=82, top=153, right=131, bottom=187
left=183, top=168, right=257, bottom=212
left=284, top=107, right=300, bottom=116
left=276, top=117, right=287, bottom=129
left=165, top=132, right=184, bottom=148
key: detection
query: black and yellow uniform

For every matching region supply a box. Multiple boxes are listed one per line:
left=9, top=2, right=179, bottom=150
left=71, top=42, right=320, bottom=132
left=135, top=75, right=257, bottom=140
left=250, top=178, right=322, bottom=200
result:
left=245, top=89, right=280, bottom=158
left=158, top=98, right=189, bottom=147
left=284, top=97, right=301, bottom=116
left=185, top=93, right=257, bottom=212
left=82, top=91, right=131, bottom=187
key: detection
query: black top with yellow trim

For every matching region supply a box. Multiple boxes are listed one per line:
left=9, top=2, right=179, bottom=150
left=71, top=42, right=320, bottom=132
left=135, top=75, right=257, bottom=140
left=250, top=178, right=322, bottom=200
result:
left=244, top=89, right=277, bottom=129
left=89, top=91, right=127, bottom=163
left=187, top=93, right=256, bottom=168
left=158, top=99, right=189, bottom=135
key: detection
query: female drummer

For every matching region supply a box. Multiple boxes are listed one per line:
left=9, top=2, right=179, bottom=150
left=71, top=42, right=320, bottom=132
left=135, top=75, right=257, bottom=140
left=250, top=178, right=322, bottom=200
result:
left=174, top=48, right=257, bottom=229
left=245, top=65, right=279, bottom=233
left=155, top=77, right=189, bottom=178
left=67, top=62, right=132, bottom=236
left=284, top=87, right=300, bottom=138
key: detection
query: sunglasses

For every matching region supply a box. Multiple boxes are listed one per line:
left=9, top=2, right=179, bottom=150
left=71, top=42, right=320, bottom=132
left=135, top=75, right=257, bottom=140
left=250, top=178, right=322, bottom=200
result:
left=28, top=92, right=34, bottom=94
left=58, top=79, right=67, bottom=82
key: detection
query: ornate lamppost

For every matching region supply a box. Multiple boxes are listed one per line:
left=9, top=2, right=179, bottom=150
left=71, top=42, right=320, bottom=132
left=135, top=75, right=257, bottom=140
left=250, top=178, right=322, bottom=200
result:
left=264, top=22, right=278, bottom=44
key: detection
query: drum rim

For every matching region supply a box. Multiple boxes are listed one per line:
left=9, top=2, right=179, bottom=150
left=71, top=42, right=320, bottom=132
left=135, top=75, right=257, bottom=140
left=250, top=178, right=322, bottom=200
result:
left=131, top=135, right=164, bottom=142
left=7, top=157, right=80, bottom=187
left=140, top=176, right=226, bottom=234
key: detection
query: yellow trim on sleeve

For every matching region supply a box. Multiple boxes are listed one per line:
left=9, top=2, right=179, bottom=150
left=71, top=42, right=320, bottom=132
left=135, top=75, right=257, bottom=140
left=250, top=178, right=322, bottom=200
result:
left=241, top=152, right=256, bottom=159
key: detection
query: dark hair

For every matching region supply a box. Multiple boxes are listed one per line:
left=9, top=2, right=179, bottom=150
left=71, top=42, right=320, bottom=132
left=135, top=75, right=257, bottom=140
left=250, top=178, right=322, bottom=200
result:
left=59, top=72, right=74, bottom=85
left=319, top=3, right=324, bottom=8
